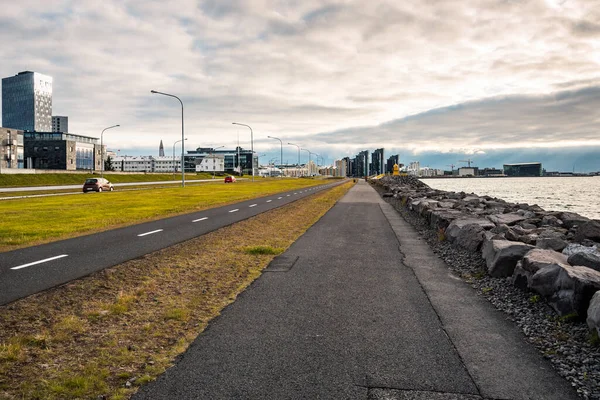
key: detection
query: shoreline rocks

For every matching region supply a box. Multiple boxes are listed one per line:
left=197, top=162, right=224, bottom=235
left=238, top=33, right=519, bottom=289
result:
left=374, top=175, right=600, bottom=399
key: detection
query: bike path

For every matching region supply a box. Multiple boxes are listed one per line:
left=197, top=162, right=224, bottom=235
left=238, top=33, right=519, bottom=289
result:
left=134, top=180, right=578, bottom=399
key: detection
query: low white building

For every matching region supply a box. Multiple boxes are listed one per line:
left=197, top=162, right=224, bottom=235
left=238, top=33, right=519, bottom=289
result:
left=111, top=156, right=181, bottom=173
left=196, top=154, right=224, bottom=173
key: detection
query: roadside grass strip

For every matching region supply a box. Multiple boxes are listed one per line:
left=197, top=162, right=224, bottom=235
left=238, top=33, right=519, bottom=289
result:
left=0, top=179, right=329, bottom=252
left=0, top=181, right=354, bottom=400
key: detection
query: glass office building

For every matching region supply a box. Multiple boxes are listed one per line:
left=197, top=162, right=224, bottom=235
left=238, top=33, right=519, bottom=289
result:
left=2, top=71, right=53, bottom=132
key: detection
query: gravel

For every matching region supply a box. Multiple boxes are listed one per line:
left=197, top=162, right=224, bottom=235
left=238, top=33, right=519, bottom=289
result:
left=381, top=194, right=600, bottom=400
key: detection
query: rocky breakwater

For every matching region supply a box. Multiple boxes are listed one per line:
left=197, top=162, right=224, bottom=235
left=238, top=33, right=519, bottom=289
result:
left=376, top=174, right=600, bottom=351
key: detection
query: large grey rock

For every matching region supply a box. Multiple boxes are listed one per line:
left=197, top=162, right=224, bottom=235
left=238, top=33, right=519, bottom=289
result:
left=574, top=220, right=600, bottom=242
left=428, top=209, right=462, bottom=230
left=488, top=213, right=528, bottom=226
left=454, top=224, right=486, bottom=252
left=587, top=291, right=600, bottom=336
left=560, top=211, right=590, bottom=230
left=541, top=215, right=563, bottom=227
left=536, top=230, right=568, bottom=252
left=511, top=249, right=568, bottom=290
left=482, top=240, right=535, bottom=277
left=530, top=264, right=600, bottom=316
left=568, top=252, right=600, bottom=272
left=446, top=218, right=495, bottom=243
left=563, top=243, right=599, bottom=257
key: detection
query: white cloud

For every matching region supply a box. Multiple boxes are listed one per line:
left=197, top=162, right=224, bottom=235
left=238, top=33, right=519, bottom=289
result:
left=0, top=0, right=598, bottom=159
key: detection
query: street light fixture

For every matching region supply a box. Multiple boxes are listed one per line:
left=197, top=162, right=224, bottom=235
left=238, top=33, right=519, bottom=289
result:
left=173, top=138, right=188, bottom=176
left=288, top=142, right=301, bottom=177
left=151, top=90, right=185, bottom=187
left=301, top=148, right=311, bottom=177
left=101, top=124, right=120, bottom=178
left=267, top=135, right=283, bottom=177
left=232, top=122, right=254, bottom=182
left=210, top=145, right=225, bottom=179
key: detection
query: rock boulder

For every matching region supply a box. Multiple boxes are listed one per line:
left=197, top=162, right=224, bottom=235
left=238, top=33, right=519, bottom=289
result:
left=587, top=291, right=600, bottom=337
left=482, top=240, right=534, bottom=277
left=568, top=252, right=600, bottom=272
left=574, top=220, right=600, bottom=242
left=530, top=264, right=600, bottom=316
left=511, top=249, right=568, bottom=290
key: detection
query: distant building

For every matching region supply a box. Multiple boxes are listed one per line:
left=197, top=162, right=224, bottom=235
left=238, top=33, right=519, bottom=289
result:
left=386, top=154, right=399, bottom=174
left=23, top=132, right=101, bottom=171
left=52, top=116, right=68, bottom=133
left=371, top=148, right=385, bottom=175
left=2, top=71, right=53, bottom=132
left=0, top=127, right=24, bottom=170
left=197, top=154, right=225, bottom=173
left=159, top=140, right=165, bottom=157
left=186, top=147, right=257, bottom=175
left=335, top=159, right=348, bottom=177
left=503, top=162, right=542, bottom=177
left=479, top=167, right=504, bottom=177
left=458, top=167, right=476, bottom=176
left=407, top=161, right=420, bottom=176
left=354, top=150, right=369, bottom=177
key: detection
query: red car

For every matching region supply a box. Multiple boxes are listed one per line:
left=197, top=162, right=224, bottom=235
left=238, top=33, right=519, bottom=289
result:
left=83, top=178, right=114, bottom=192
left=224, top=176, right=236, bottom=183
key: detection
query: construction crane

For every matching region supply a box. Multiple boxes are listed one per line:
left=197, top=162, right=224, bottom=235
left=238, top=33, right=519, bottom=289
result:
left=446, top=164, right=456, bottom=172
left=459, top=159, right=475, bottom=168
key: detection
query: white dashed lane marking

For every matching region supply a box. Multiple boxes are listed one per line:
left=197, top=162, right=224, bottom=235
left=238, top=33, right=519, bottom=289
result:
left=138, top=229, right=163, bottom=237
left=266, top=200, right=272, bottom=203
left=193, top=217, right=208, bottom=222
left=229, top=209, right=239, bottom=213
left=11, top=254, right=69, bottom=270
left=249, top=204, right=257, bottom=208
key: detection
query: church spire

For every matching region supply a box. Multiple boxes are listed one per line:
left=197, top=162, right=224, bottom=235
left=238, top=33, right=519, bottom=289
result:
left=159, top=140, right=165, bottom=157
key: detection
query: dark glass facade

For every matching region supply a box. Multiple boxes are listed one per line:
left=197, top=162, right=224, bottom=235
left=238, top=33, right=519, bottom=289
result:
left=503, top=163, right=542, bottom=177
left=2, top=71, right=52, bottom=132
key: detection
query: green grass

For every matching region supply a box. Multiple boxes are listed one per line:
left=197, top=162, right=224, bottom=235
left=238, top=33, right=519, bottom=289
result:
left=0, top=172, right=217, bottom=187
left=243, top=245, right=284, bottom=255
left=0, top=179, right=330, bottom=251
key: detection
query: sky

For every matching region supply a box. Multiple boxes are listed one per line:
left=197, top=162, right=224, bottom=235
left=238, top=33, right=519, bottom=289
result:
left=1, top=0, right=600, bottom=171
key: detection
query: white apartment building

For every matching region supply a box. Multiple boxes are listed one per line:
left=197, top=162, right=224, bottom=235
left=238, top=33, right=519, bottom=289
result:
left=111, top=156, right=181, bottom=172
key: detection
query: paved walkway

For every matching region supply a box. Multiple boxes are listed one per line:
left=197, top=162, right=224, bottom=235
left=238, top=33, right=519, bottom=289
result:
left=134, top=181, right=578, bottom=399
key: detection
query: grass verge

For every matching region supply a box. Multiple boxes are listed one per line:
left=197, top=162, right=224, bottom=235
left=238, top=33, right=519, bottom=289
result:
left=0, top=180, right=354, bottom=400
left=0, top=173, right=217, bottom=188
left=0, top=179, right=331, bottom=252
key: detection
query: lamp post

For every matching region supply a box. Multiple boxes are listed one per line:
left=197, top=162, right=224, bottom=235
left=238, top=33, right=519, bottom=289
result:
left=173, top=138, right=187, bottom=176
left=232, top=122, right=254, bottom=182
left=101, top=124, right=119, bottom=178
left=267, top=136, right=283, bottom=177
left=210, top=145, right=225, bottom=179
left=314, top=153, right=320, bottom=176
left=151, top=90, right=185, bottom=187
left=288, top=142, right=301, bottom=177
left=301, top=148, right=311, bottom=177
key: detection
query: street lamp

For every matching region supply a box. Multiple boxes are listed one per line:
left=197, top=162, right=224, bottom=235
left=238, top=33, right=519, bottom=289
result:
left=314, top=153, right=320, bottom=176
left=232, top=122, right=254, bottom=182
left=210, top=145, right=225, bottom=179
left=301, top=148, right=310, bottom=177
left=151, top=90, right=185, bottom=187
left=288, top=142, right=301, bottom=177
left=267, top=135, right=283, bottom=177
left=173, top=138, right=188, bottom=176
left=101, top=124, right=119, bottom=178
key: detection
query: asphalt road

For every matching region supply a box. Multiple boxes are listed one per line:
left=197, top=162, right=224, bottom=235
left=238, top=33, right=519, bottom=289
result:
left=134, top=181, right=579, bottom=400
left=0, top=181, right=340, bottom=305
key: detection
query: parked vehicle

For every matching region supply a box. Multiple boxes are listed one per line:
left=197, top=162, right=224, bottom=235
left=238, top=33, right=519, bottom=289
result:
left=83, top=178, right=114, bottom=192
left=224, top=176, right=236, bottom=183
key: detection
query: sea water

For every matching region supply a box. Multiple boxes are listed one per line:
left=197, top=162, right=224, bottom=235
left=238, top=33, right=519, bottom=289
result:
left=422, top=177, right=600, bottom=220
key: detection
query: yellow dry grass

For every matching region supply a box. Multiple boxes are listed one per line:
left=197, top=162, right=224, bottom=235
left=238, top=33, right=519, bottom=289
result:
left=0, top=181, right=354, bottom=400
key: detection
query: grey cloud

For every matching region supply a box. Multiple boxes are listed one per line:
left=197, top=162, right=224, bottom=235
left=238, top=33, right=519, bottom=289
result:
left=311, top=85, right=600, bottom=149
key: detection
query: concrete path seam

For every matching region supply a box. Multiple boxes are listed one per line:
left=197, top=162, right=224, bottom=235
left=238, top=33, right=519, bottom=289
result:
left=378, top=201, right=485, bottom=399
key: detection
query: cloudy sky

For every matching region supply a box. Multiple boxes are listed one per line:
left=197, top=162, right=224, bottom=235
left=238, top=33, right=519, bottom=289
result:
left=2, top=0, right=600, bottom=171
